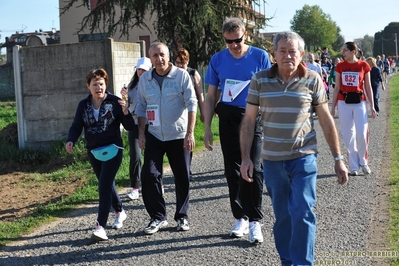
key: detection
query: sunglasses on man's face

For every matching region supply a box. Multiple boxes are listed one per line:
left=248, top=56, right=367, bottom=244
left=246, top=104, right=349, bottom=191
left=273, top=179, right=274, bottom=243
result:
left=224, top=33, right=245, bottom=44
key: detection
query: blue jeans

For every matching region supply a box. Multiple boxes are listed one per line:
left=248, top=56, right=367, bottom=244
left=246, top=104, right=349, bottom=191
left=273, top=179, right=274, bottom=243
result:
left=371, top=83, right=381, bottom=113
left=263, top=154, right=317, bottom=266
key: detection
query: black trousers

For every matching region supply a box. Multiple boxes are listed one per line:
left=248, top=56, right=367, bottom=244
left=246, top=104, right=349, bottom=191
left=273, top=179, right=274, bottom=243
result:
left=215, top=103, right=264, bottom=222
left=128, top=124, right=141, bottom=189
left=141, top=132, right=190, bottom=222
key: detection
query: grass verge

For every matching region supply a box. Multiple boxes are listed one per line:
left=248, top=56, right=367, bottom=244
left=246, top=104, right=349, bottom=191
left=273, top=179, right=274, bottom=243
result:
left=388, top=74, right=399, bottom=265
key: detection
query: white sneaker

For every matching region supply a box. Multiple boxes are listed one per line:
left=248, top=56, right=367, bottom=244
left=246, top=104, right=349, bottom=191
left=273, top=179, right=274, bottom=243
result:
left=230, top=218, right=249, bottom=238
left=349, top=171, right=358, bottom=176
left=91, top=223, right=108, bottom=241
left=362, top=165, right=371, bottom=175
left=177, top=218, right=190, bottom=231
left=143, top=219, right=168, bottom=235
left=112, top=209, right=127, bottom=229
left=127, top=188, right=139, bottom=200
left=249, top=221, right=263, bottom=244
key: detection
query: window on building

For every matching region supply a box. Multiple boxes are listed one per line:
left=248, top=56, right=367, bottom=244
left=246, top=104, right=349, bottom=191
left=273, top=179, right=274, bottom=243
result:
left=89, top=0, right=106, bottom=11
left=15, top=35, right=27, bottom=44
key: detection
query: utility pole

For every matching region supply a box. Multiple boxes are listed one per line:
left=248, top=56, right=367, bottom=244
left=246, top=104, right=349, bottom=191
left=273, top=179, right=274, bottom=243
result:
left=381, top=36, right=384, bottom=55
left=395, top=33, right=398, bottom=58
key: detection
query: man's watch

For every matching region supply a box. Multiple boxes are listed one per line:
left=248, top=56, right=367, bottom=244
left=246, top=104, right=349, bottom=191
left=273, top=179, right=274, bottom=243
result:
left=334, top=155, right=344, bottom=161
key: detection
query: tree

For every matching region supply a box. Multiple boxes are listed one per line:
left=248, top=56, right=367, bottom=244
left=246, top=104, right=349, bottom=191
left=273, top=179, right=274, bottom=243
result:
left=373, top=22, right=399, bottom=56
left=290, top=5, right=338, bottom=52
left=331, top=26, right=345, bottom=55
left=61, top=0, right=269, bottom=68
left=354, top=35, right=374, bottom=58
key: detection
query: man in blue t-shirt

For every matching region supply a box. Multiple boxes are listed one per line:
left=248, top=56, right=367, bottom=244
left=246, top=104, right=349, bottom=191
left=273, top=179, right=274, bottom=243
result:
left=203, top=17, right=272, bottom=245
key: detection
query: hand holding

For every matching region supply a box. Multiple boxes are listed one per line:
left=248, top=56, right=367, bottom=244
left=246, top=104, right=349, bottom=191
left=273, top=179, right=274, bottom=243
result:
left=120, top=85, right=128, bottom=101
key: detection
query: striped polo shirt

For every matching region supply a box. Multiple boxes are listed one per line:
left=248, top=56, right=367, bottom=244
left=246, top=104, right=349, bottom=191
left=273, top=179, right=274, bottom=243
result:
left=247, top=63, right=328, bottom=161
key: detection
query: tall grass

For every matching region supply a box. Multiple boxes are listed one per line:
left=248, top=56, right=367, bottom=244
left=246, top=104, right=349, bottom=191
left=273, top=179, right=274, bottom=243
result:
left=0, top=103, right=218, bottom=246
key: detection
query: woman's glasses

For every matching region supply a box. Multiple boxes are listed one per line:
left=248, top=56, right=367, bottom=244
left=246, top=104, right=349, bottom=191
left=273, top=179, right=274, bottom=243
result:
left=224, top=33, right=244, bottom=44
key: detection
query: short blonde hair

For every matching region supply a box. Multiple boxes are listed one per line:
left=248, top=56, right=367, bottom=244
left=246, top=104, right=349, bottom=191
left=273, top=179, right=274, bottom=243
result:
left=366, top=57, right=377, bottom=67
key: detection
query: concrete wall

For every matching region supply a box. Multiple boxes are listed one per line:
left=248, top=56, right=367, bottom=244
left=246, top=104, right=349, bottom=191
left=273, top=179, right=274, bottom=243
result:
left=15, top=38, right=143, bottom=148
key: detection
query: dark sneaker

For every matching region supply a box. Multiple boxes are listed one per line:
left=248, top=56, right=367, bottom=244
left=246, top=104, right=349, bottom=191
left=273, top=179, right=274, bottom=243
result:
left=177, top=218, right=190, bottom=231
left=143, top=219, right=168, bottom=235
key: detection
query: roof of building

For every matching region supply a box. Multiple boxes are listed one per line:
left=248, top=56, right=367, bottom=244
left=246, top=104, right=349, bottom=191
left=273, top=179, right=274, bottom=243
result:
left=1, top=29, right=60, bottom=48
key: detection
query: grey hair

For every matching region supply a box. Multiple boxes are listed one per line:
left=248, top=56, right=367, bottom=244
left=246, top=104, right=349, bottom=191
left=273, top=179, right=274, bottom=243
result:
left=273, top=32, right=305, bottom=52
left=148, top=42, right=169, bottom=55
left=222, top=17, right=245, bottom=34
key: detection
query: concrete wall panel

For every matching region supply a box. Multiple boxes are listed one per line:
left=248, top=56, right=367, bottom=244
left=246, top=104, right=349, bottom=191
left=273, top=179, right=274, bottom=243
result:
left=16, top=39, right=142, bottom=148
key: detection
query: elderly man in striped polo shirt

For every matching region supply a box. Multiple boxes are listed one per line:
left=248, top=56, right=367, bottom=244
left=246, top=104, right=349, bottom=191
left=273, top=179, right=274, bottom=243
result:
left=239, top=31, right=349, bottom=266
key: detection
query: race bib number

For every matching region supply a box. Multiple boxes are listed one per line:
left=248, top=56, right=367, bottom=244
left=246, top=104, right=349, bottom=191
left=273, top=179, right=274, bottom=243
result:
left=222, top=79, right=250, bottom=102
left=342, top=72, right=359, bottom=87
left=146, top=105, right=160, bottom=126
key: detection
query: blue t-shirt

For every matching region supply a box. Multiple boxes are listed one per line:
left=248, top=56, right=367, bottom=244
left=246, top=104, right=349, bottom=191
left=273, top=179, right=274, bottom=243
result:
left=205, top=46, right=271, bottom=107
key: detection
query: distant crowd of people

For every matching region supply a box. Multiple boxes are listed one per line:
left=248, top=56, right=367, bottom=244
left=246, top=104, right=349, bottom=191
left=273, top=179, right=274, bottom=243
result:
left=64, top=16, right=397, bottom=265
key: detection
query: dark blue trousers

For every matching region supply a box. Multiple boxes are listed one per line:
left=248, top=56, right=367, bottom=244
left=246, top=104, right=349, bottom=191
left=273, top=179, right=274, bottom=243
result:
left=88, top=149, right=123, bottom=227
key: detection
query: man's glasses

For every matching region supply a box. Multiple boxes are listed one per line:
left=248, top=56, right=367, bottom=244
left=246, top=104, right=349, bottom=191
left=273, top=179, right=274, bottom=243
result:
left=224, top=33, right=245, bottom=44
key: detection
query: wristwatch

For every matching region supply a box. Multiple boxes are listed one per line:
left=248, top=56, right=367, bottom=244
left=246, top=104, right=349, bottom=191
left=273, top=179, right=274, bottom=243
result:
left=334, top=155, right=344, bottom=161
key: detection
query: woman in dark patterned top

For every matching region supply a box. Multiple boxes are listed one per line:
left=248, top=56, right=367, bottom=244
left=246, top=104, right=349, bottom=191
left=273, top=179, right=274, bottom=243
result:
left=65, top=68, right=135, bottom=241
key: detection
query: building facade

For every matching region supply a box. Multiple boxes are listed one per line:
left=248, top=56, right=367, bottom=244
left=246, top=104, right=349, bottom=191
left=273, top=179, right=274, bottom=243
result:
left=59, top=0, right=266, bottom=55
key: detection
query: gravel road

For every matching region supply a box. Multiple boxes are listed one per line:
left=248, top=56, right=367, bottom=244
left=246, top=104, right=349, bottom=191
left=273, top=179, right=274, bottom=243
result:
left=0, top=79, right=395, bottom=266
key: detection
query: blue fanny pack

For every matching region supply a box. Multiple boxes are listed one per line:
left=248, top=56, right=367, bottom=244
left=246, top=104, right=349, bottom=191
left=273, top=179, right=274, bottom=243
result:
left=90, top=144, right=123, bottom=161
